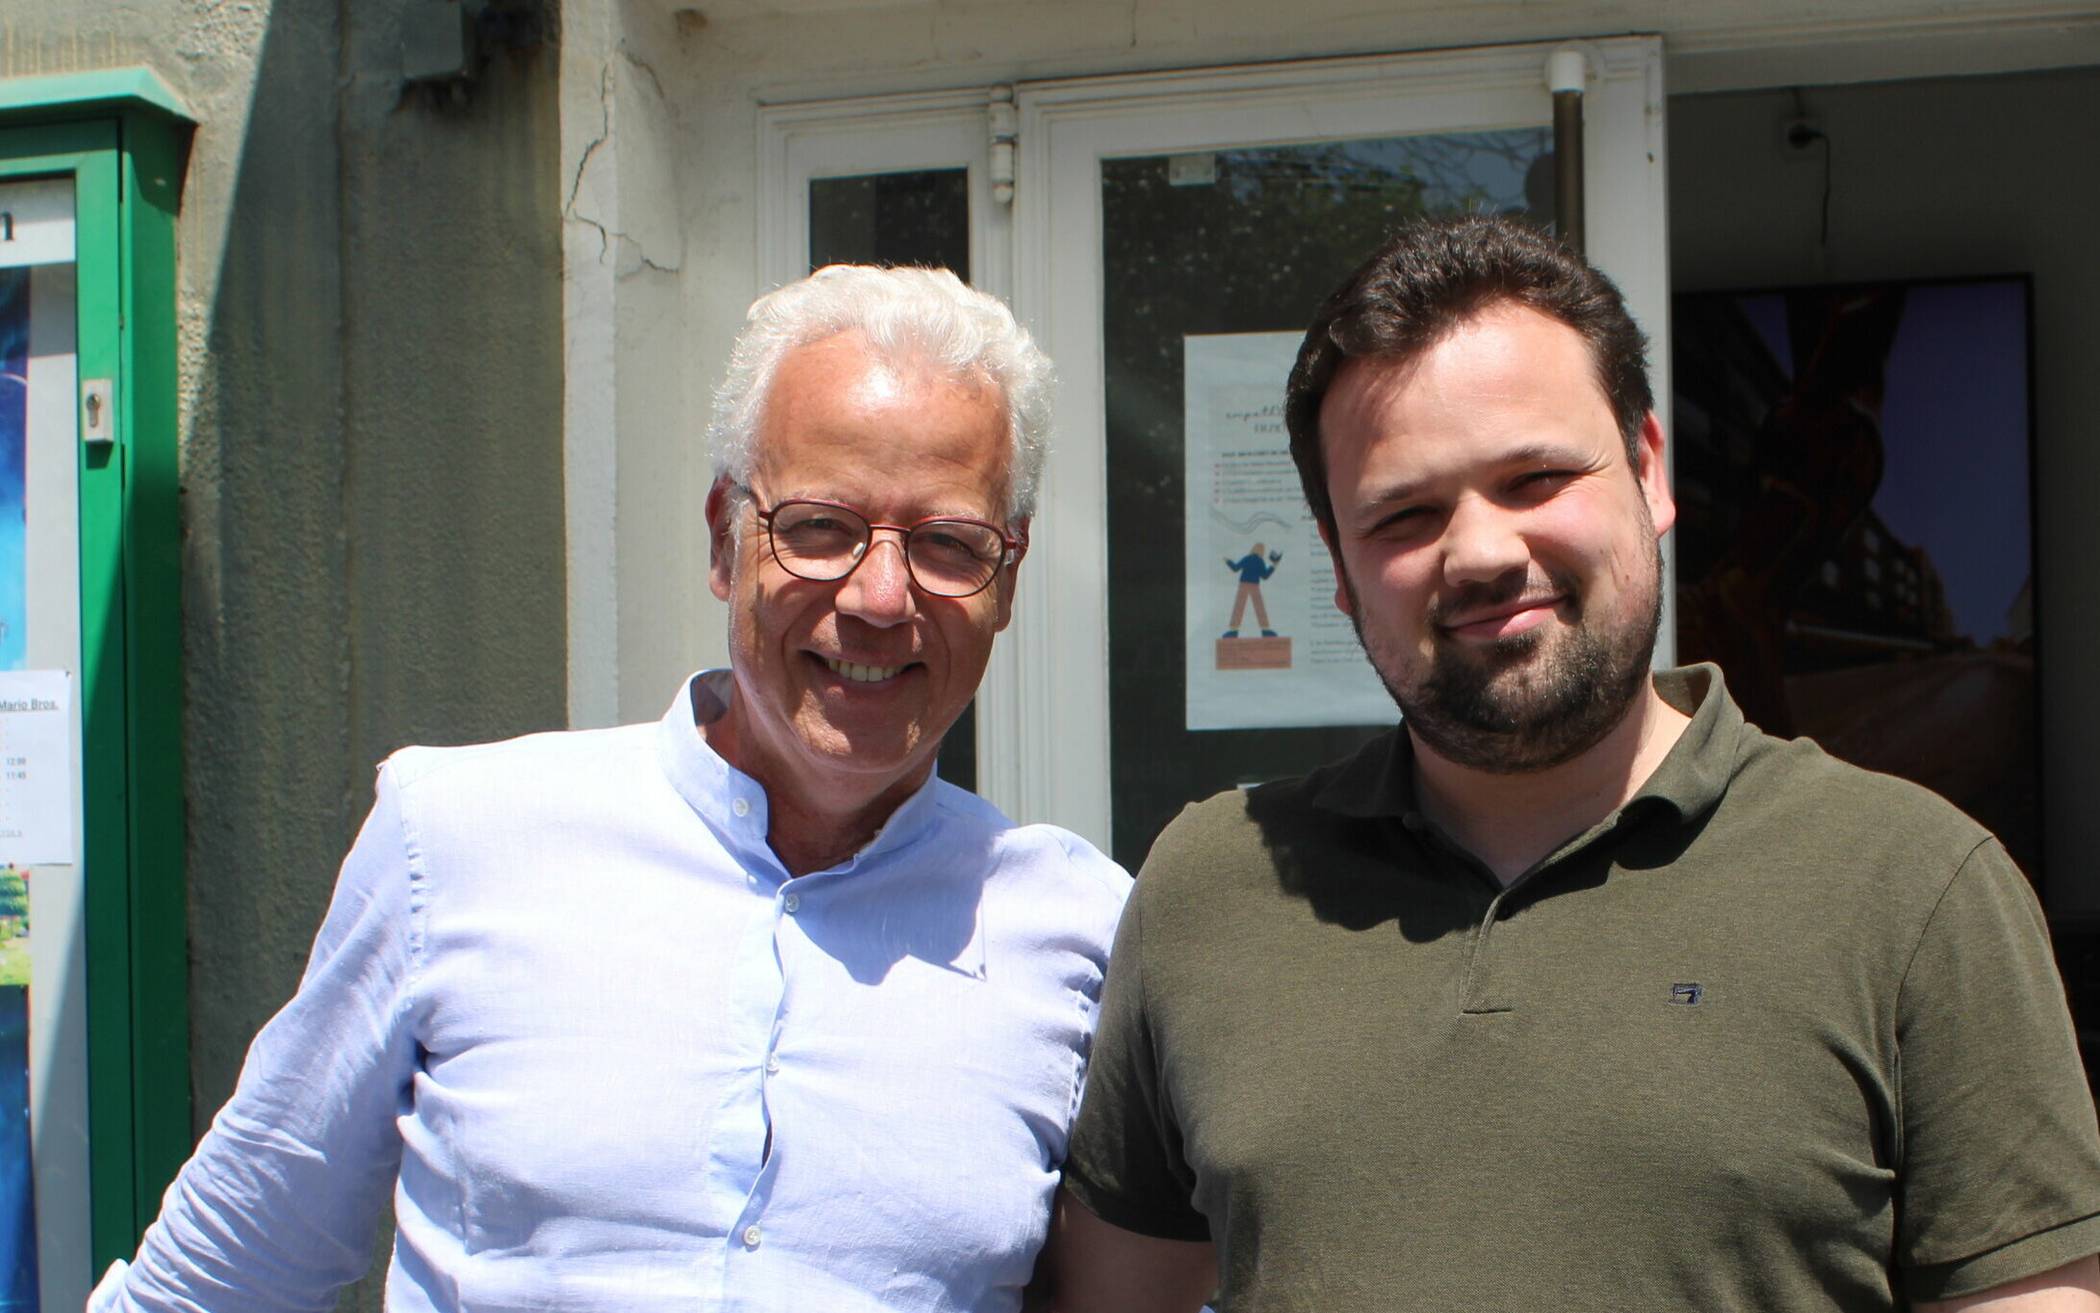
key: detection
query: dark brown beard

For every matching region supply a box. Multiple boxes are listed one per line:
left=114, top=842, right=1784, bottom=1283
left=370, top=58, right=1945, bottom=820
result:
left=1346, top=541, right=1663, bottom=774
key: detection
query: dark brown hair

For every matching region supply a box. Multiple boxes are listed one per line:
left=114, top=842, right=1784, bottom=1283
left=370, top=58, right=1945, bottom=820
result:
left=1284, top=215, right=1652, bottom=536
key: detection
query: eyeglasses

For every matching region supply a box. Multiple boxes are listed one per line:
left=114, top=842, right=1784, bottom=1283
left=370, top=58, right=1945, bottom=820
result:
left=749, top=495, right=1022, bottom=599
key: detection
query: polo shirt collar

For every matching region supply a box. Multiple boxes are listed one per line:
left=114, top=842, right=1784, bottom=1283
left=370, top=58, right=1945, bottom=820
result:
left=1623, top=663, right=1745, bottom=823
left=655, top=669, right=944, bottom=879
left=1311, top=662, right=1746, bottom=829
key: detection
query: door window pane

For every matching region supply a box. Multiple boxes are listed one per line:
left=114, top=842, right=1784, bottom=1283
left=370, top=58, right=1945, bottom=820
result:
left=809, top=169, right=969, bottom=276
left=806, top=168, right=981, bottom=793
left=1102, top=131, right=1551, bottom=867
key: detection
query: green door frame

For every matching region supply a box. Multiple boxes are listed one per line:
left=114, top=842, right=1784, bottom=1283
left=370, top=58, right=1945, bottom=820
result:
left=0, top=68, right=192, bottom=1270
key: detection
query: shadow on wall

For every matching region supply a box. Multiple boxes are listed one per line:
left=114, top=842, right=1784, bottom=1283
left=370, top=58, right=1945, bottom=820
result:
left=182, top=3, right=568, bottom=1308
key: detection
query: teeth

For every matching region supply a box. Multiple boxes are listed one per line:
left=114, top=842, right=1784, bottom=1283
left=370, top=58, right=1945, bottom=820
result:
left=824, top=657, right=903, bottom=683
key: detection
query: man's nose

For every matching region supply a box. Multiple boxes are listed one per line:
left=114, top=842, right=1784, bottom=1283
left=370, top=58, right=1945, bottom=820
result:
left=834, top=530, right=916, bottom=626
left=1440, top=496, right=1529, bottom=587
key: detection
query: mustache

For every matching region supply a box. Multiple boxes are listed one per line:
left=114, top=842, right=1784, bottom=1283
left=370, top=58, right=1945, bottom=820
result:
left=1428, top=570, right=1577, bottom=629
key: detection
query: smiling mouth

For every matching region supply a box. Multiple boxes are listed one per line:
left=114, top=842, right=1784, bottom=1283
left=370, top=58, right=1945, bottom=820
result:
left=822, top=656, right=908, bottom=683
left=1438, top=595, right=1566, bottom=638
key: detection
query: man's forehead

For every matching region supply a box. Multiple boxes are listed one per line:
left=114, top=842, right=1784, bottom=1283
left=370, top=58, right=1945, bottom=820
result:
left=776, top=329, right=993, bottom=399
left=1322, top=349, right=1429, bottom=417
left=752, top=378, right=1012, bottom=513
left=1323, top=307, right=1608, bottom=422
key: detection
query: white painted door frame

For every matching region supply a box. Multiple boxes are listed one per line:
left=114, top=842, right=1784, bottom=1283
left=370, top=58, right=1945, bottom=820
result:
left=757, top=89, right=1014, bottom=302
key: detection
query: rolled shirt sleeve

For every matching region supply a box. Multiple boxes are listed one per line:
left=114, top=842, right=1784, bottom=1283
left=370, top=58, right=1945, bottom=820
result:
left=1896, top=838, right=2100, bottom=1299
left=96, top=763, right=421, bottom=1313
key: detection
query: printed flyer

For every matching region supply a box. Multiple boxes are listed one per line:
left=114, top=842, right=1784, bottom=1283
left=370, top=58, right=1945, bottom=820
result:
left=1182, top=332, right=1397, bottom=731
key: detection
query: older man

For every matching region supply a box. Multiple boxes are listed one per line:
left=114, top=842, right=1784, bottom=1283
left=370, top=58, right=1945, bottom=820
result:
left=1046, top=218, right=2100, bottom=1312
left=98, top=266, right=1129, bottom=1313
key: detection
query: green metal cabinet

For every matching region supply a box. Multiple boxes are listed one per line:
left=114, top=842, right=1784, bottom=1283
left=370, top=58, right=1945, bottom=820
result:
left=0, top=66, right=191, bottom=1301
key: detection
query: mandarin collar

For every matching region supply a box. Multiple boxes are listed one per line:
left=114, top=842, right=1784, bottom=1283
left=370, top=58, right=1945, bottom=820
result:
left=655, top=669, right=946, bottom=881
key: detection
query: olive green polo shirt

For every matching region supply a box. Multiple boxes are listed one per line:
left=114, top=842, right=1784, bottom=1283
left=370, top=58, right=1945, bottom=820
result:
left=1063, top=665, right=2100, bottom=1311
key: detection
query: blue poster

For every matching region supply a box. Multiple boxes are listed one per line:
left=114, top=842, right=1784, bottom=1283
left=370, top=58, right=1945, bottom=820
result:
left=0, top=265, right=36, bottom=1312
left=0, top=265, right=23, bottom=672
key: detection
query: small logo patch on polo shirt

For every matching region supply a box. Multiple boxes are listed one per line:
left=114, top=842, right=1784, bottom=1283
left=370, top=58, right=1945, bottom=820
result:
left=1668, top=982, right=1705, bottom=1006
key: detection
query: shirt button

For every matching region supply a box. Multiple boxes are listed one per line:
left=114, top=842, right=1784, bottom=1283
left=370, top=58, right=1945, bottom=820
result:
left=742, top=1223, right=762, bottom=1248
left=732, top=797, right=751, bottom=818
left=783, top=892, right=801, bottom=914
left=765, top=1053, right=781, bottom=1075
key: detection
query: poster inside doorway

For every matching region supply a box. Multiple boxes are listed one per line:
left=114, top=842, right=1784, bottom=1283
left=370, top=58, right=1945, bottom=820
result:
left=1182, top=332, right=1396, bottom=731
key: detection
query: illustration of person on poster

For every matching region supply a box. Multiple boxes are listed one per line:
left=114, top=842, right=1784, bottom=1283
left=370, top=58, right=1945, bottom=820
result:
left=1220, top=543, right=1281, bottom=638
left=0, top=258, right=38, bottom=1313
left=1182, top=332, right=1394, bottom=728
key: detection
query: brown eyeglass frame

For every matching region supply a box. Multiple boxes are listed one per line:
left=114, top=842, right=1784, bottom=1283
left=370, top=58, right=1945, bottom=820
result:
left=749, top=494, right=1025, bottom=599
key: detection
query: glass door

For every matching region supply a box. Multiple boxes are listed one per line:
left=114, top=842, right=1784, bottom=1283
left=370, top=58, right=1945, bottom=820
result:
left=1098, top=129, right=1555, bottom=865
left=1010, top=39, right=1671, bottom=861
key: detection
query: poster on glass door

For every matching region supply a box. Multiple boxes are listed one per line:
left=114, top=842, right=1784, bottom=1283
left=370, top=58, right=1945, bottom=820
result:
left=1183, top=332, right=1396, bottom=731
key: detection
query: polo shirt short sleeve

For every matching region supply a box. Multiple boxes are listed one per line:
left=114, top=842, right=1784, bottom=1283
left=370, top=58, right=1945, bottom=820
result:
left=1896, top=836, right=2100, bottom=1297
left=1060, top=879, right=1209, bottom=1242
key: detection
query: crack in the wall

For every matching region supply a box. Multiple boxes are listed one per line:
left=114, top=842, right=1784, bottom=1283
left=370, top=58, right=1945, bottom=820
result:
left=565, top=59, right=615, bottom=262
left=622, top=46, right=666, bottom=101
left=564, top=50, right=683, bottom=276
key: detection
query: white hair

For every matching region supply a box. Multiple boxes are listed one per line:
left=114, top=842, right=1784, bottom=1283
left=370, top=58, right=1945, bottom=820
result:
left=707, top=265, right=1053, bottom=525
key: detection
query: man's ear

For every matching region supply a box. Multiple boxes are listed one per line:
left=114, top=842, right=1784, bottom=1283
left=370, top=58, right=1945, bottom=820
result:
left=1316, top=518, right=1355, bottom=618
left=705, top=478, right=738, bottom=603
left=992, top=518, right=1029, bottom=633
left=1633, top=411, right=1676, bottom=539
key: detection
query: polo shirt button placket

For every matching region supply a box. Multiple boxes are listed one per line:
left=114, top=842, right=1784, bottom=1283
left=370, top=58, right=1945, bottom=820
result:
left=1460, top=886, right=1518, bottom=1016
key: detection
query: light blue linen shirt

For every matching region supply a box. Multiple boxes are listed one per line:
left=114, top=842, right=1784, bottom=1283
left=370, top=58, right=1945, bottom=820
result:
left=96, top=672, right=1131, bottom=1313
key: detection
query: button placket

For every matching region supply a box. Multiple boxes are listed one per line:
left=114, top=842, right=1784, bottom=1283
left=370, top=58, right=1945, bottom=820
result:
left=694, top=881, right=790, bottom=1246
left=1458, top=887, right=1514, bottom=1015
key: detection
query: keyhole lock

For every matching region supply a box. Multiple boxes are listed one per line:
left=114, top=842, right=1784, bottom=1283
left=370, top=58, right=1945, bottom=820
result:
left=81, top=379, right=114, bottom=448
